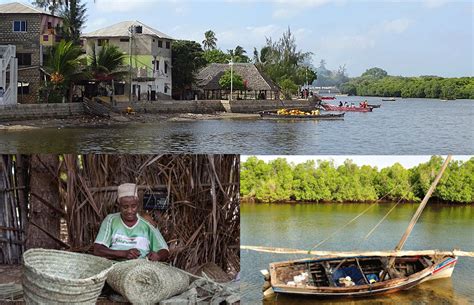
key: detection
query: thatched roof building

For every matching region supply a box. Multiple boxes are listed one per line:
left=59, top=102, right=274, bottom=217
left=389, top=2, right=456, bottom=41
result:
left=195, top=63, right=280, bottom=100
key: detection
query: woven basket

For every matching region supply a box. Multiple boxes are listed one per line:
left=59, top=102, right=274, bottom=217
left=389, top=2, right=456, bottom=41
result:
left=22, top=249, right=114, bottom=304
left=106, top=260, right=190, bottom=304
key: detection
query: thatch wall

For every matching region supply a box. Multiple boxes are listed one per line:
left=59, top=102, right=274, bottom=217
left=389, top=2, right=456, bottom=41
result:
left=0, top=155, right=240, bottom=274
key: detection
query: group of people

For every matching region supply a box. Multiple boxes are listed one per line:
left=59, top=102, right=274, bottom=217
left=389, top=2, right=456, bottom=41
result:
left=338, top=100, right=369, bottom=108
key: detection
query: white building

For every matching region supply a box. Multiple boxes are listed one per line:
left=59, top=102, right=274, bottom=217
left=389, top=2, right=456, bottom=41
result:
left=82, top=20, right=173, bottom=101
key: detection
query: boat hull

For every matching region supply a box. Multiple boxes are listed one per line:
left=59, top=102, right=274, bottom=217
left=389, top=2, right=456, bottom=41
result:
left=259, top=112, right=345, bottom=120
left=322, top=104, right=373, bottom=112
left=268, top=255, right=456, bottom=298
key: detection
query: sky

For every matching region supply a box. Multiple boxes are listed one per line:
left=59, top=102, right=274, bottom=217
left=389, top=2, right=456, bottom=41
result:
left=240, top=155, right=473, bottom=169
left=3, top=0, right=472, bottom=77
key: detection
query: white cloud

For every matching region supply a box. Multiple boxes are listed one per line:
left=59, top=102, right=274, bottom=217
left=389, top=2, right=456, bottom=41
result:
left=381, top=18, right=413, bottom=34
left=93, top=0, right=156, bottom=13
left=421, top=0, right=451, bottom=8
left=85, top=18, right=109, bottom=33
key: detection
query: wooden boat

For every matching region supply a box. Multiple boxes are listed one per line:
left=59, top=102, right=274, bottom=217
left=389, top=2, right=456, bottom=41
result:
left=320, top=96, right=336, bottom=100
left=322, top=104, right=373, bottom=112
left=267, top=254, right=457, bottom=297
left=259, top=111, right=344, bottom=120
left=250, top=156, right=472, bottom=299
left=382, top=98, right=396, bottom=101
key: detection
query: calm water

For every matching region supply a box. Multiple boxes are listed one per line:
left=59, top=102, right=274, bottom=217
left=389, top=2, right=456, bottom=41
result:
left=0, top=97, right=472, bottom=154
left=241, top=203, right=474, bottom=304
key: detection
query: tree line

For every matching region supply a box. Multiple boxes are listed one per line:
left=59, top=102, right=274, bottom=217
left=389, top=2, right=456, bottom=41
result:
left=172, top=28, right=316, bottom=100
left=339, top=67, right=474, bottom=99
left=241, top=156, right=474, bottom=204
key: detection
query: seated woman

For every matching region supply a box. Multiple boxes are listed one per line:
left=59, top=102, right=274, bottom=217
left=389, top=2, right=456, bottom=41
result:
left=93, top=183, right=169, bottom=262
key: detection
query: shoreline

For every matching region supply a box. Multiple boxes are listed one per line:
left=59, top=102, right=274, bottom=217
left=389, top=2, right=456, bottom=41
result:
left=0, top=112, right=260, bottom=130
left=240, top=199, right=472, bottom=205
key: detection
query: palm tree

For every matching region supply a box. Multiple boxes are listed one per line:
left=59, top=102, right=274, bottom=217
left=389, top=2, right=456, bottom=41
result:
left=45, top=40, right=88, bottom=102
left=89, top=44, right=127, bottom=81
left=89, top=44, right=127, bottom=102
left=202, top=30, right=217, bottom=51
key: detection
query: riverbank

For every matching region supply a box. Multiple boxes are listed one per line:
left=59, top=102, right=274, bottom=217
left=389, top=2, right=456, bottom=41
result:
left=240, top=198, right=473, bottom=205
left=0, top=112, right=259, bottom=130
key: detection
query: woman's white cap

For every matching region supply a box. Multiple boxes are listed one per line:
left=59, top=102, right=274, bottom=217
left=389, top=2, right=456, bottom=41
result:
left=117, top=183, right=138, bottom=200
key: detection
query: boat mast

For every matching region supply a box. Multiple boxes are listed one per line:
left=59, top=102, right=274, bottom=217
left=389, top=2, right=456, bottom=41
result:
left=386, top=155, right=452, bottom=271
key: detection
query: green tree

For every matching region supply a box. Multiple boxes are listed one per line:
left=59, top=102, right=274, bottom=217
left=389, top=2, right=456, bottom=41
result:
left=218, top=70, right=244, bottom=90
left=89, top=43, right=127, bottom=81
left=202, top=30, right=217, bottom=51
left=171, top=40, right=206, bottom=99
left=362, top=67, right=388, bottom=79
left=259, top=28, right=314, bottom=87
left=203, top=49, right=231, bottom=64
left=279, top=78, right=299, bottom=99
left=60, top=0, right=87, bottom=45
left=228, top=45, right=250, bottom=63
left=44, top=40, right=88, bottom=102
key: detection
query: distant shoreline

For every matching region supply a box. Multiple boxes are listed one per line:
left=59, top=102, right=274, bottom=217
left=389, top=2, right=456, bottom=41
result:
left=240, top=198, right=473, bottom=205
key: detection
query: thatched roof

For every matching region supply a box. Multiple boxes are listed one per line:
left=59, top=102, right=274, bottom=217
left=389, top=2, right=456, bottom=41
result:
left=195, top=63, right=279, bottom=91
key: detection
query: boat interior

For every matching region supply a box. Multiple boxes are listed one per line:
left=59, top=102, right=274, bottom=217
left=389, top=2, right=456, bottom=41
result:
left=274, top=256, right=436, bottom=288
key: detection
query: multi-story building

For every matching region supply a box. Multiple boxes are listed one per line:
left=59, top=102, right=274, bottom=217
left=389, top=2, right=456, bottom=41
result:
left=0, top=2, right=62, bottom=104
left=82, top=20, right=173, bottom=101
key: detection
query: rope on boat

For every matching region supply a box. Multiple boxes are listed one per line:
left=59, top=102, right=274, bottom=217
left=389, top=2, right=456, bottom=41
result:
left=362, top=199, right=402, bottom=241
left=308, top=203, right=377, bottom=252
left=240, top=245, right=474, bottom=257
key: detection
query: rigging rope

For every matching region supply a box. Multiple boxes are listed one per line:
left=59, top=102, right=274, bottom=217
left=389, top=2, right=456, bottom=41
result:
left=308, top=203, right=377, bottom=252
left=362, top=199, right=402, bottom=241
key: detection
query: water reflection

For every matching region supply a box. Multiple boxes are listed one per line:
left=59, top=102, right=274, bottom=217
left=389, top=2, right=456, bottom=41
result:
left=0, top=98, right=473, bottom=154
left=241, top=203, right=474, bottom=304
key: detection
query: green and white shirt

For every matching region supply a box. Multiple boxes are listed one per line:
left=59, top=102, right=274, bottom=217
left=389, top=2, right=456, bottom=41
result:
left=95, top=213, right=168, bottom=258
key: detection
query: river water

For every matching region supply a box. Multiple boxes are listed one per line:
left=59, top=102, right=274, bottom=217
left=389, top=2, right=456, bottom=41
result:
left=241, top=203, right=474, bottom=304
left=0, top=97, right=472, bottom=154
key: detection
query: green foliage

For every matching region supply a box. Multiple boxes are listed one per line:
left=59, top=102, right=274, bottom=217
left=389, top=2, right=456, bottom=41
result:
left=241, top=157, right=473, bottom=204
left=257, top=28, right=316, bottom=88
left=202, top=30, right=217, bottom=51
left=218, top=70, right=244, bottom=90
left=171, top=40, right=207, bottom=99
left=203, top=49, right=231, bottom=64
left=361, top=67, right=388, bottom=79
left=44, top=40, right=89, bottom=102
left=228, top=46, right=250, bottom=63
left=279, top=78, right=299, bottom=99
left=89, top=43, right=127, bottom=80
left=340, top=74, right=474, bottom=99
left=60, top=0, right=87, bottom=45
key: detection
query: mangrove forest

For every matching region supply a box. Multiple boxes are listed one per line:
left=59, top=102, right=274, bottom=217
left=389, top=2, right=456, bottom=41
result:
left=241, top=156, right=474, bottom=203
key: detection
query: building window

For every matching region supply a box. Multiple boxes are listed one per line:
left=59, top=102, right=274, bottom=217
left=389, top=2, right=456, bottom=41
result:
left=18, top=82, right=30, bottom=95
left=152, top=60, right=160, bottom=71
left=13, top=20, right=27, bottom=32
left=17, top=53, right=32, bottom=66
left=115, top=83, right=125, bottom=95
left=119, top=38, right=129, bottom=42
left=98, top=39, right=109, bottom=46
left=166, top=41, right=170, bottom=49
left=164, top=62, right=168, bottom=74
left=164, top=85, right=168, bottom=93
left=158, top=40, right=163, bottom=48
left=43, top=35, right=49, bottom=41
left=47, top=22, right=52, bottom=29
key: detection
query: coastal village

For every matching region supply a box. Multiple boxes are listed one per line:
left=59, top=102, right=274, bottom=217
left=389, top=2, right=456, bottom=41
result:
left=0, top=1, right=312, bottom=126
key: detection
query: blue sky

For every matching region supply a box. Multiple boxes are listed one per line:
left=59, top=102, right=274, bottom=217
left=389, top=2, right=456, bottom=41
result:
left=241, top=155, right=472, bottom=169
left=4, top=0, right=473, bottom=77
